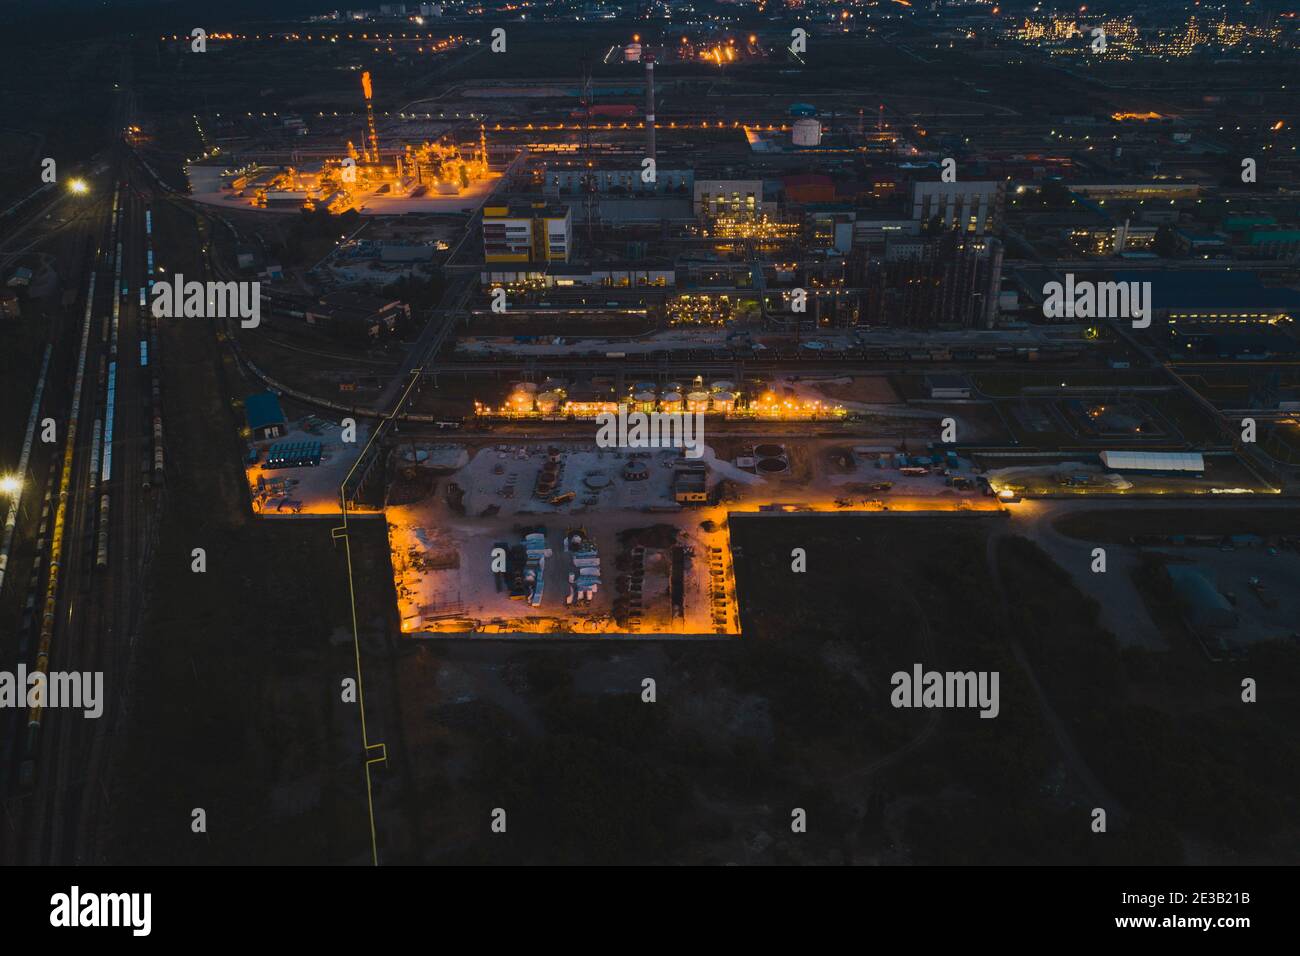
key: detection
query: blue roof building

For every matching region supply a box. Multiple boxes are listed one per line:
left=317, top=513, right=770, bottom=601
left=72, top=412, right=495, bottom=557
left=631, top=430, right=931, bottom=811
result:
left=245, top=391, right=287, bottom=440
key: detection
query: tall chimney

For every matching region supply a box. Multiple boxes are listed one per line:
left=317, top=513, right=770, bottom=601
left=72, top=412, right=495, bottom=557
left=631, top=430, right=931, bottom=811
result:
left=361, top=70, right=380, bottom=164
left=644, top=58, right=656, bottom=168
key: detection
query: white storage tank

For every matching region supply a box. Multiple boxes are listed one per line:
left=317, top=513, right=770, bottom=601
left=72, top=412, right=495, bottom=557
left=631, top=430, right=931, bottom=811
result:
left=712, top=391, right=736, bottom=413
left=792, top=117, right=822, bottom=147
left=633, top=391, right=657, bottom=413
left=686, top=391, right=711, bottom=413
left=660, top=391, right=683, bottom=412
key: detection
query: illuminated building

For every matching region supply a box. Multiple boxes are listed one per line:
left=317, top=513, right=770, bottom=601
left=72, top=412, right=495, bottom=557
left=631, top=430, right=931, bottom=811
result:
left=1168, top=16, right=1207, bottom=56
left=482, top=202, right=573, bottom=263
left=694, top=179, right=765, bottom=218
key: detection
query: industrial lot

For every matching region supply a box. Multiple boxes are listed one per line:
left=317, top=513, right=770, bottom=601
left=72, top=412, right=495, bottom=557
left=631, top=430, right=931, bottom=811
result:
left=2, top=0, right=1300, bottom=872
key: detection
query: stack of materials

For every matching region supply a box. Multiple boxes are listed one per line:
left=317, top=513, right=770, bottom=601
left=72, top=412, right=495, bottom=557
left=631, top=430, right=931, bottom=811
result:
left=522, top=532, right=551, bottom=607
left=564, top=533, right=601, bottom=606
left=535, top=449, right=564, bottom=497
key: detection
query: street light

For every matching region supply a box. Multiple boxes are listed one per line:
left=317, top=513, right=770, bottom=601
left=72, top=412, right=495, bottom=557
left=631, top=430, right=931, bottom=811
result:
left=68, top=178, right=89, bottom=195
left=0, top=474, right=21, bottom=497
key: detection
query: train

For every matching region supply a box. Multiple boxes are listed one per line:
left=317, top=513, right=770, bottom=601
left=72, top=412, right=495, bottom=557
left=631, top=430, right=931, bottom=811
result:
left=448, top=344, right=1084, bottom=365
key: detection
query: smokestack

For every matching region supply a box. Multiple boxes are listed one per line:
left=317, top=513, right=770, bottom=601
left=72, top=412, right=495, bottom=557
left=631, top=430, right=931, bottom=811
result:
left=361, top=70, right=380, bottom=164
left=645, top=58, right=656, bottom=168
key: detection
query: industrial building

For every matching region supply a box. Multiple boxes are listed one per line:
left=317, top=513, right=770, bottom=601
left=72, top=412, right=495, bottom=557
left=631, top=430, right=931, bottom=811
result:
left=911, top=181, right=1005, bottom=236
left=1099, top=450, right=1206, bottom=473
left=482, top=202, right=573, bottom=263
left=305, top=292, right=410, bottom=338
left=480, top=263, right=675, bottom=289
left=693, top=179, right=767, bottom=218
left=857, top=234, right=1004, bottom=330
left=1116, top=271, right=1300, bottom=326
left=244, top=392, right=288, bottom=441
left=542, top=162, right=693, bottom=196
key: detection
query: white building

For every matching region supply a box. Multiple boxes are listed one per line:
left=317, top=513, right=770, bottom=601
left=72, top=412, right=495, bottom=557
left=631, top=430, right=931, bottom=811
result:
left=911, top=181, right=1004, bottom=235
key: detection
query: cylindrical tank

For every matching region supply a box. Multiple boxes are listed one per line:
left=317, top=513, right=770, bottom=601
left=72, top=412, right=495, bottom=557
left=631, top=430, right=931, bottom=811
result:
left=711, top=380, right=735, bottom=393
left=792, top=117, right=822, bottom=147
left=687, top=391, right=710, bottom=413
left=513, top=381, right=539, bottom=394
left=664, top=381, right=684, bottom=393
left=633, top=381, right=656, bottom=394
left=507, top=388, right=535, bottom=413
left=712, top=391, right=736, bottom=413
left=633, top=391, right=657, bottom=413
left=536, top=390, right=562, bottom=415
left=660, top=391, right=683, bottom=412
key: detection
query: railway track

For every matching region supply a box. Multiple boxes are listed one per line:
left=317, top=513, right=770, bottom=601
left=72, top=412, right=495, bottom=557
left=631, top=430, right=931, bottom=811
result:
left=18, top=145, right=161, bottom=863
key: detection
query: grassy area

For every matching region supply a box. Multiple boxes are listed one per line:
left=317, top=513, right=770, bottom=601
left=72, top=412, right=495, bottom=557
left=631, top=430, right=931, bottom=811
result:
left=999, top=536, right=1300, bottom=859
left=363, top=513, right=1165, bottom=864
left=1054, top=508, right=1300, bottom=543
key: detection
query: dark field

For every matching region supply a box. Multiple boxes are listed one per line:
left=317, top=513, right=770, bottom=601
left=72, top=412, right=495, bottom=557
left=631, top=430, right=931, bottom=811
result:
left=360, top=513, right=1177, bottom=864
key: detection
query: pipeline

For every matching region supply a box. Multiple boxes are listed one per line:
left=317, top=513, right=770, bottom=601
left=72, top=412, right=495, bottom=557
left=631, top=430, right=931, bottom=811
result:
left=0, top=345, right=52, bottom=595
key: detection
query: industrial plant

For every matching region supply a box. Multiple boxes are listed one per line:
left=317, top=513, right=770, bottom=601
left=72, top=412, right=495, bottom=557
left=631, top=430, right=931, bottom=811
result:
left=2, top=0, right=1300, bottom=885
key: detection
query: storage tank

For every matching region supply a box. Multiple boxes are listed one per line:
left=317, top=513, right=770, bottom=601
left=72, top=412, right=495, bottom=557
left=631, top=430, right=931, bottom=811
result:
left=507, top=387, right=535, bottom=413
left=633, top=391, right=657, bottom=413
left=687, top=391, right=711, bottom=413
left=712, top=391, right=736, bottom=413
left=633, top=381, right=657, bottom=394
left=625, top=42, right=642, bottom=63
left=660, top=391, right=683, bottom=412
left=536, top=390, right=562, bottom=415
left=792, top=117, right=822, bottom=147
left=710, top=380, right=735, bottom=393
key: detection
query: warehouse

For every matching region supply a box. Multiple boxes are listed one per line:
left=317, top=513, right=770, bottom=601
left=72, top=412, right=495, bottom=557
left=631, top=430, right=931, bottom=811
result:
left=1099, top=450, right=1205, bottom=474
left=1115, top=271, right=1300, bottom=326
left=244, top=391, right=287, bottom=441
